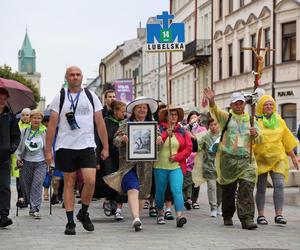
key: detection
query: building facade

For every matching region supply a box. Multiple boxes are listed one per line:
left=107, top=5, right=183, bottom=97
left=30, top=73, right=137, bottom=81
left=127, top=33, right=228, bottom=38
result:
left=212, top=0, right=300, bottom=133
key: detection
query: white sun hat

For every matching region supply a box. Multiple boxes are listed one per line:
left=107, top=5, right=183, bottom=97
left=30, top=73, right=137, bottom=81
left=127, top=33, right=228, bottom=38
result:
left=126, top=96, right=158, bottom=114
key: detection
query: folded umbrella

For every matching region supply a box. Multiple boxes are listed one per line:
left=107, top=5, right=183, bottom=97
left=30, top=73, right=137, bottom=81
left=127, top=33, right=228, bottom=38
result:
left=0, top=77, right=36, bottom=114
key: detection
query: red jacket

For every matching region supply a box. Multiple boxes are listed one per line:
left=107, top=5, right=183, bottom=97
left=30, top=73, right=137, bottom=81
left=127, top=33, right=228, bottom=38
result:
left=159, top=122, right=192, bottom=174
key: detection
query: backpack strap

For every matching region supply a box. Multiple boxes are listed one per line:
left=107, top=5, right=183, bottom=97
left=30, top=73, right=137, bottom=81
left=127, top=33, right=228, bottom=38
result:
left=84, top=88, right=95, bottom=112
left=59, top=88, right=95, bottom=114
left=220, top=113, right=232, bottom=142
left=59, top=88, right=65, bottom=115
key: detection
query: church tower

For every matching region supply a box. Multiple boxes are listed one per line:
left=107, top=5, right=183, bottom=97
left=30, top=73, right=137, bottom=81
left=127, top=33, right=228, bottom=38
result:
left=18, top=30, right=36, bottom=73
left=18, top=30, right=44, bottom=110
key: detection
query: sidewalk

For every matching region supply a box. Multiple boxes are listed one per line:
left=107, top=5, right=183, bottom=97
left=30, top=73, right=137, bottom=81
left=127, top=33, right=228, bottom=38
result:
left=0, top=181, right=299, bottom=250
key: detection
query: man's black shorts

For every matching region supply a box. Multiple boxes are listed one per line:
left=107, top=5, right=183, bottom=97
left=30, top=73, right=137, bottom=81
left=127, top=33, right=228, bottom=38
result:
left=55, top=147, right=96, bottom=173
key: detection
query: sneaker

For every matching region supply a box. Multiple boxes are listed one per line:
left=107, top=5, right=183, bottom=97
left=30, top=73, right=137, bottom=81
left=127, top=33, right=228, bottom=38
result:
left=76, top=212, right=94, bottom=231
left=217, top=206, right=222, bottom=216
left=164, top=210, right=174, bottom=220
left=64, top=221, right=76, bottom=235
left=0, top=216, right=13, bottom=228
left=114, top=211, right=124, bottom=221
left=32, top=212, right=41, bottom=219
left=157, top=215, right=166, bottom=225
left=210, top=209, right=217, bottom=218
left=29, top=211, right=34, bottom=216
left=143, top=200, right=150, bottom=209
left=176, top=216, right=187, bottom=228
left=223, top=217, right=233, bottom=226
left=132, top=218, right=142, bottom=232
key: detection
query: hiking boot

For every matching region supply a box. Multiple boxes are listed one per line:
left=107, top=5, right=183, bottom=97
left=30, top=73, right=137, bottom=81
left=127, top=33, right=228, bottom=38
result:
left=76, top=212, right=94, bottom=231
left=0, top=216, right=13, bottom=228
left=241, top=220, right=258, bottom=230
left=64, top=221, right=76, bottom=235
left=223, top=217, right=233, bottom=226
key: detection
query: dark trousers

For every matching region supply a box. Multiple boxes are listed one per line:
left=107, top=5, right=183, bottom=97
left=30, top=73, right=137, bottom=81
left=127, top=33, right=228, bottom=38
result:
left=221, top=179, right=255, bottom=222
left=0, top=159, right=11, bottom=217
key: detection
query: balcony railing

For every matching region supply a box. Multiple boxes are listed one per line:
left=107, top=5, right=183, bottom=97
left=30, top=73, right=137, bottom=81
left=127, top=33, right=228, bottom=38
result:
left=182, top=39, right=211, bottom=65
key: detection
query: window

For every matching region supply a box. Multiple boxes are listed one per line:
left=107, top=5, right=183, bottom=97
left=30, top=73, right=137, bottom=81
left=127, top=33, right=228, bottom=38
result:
left=239, top=39, right=244, bottom=73
left=219, top=0, right=223, bottom=19
left=264, top=28, right=271, bottom=66
left=228, top=44, right=233, bottom=77
left=228, top=0, right=233, bottom=14
left=240, top=0, right=244, bottom=7
left=218, top=48, right=222, bottom=80
left=281, top=103, right=296, bottom=133
left=282, top=22, right=296, bottom=62
left=251, top=34, right=257, bottom=70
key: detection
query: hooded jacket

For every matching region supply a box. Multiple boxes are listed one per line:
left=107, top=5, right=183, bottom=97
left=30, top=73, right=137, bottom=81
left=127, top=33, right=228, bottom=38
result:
left=0, top=106, right=20, bottom=162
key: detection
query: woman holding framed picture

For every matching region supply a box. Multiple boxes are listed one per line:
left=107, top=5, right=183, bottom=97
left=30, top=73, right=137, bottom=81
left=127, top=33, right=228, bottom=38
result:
left=104, top=96, right=162, bottom=232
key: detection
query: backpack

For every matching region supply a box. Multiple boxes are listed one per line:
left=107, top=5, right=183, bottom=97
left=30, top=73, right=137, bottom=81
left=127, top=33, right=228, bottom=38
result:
left=59, top=88, right=94, bottom=115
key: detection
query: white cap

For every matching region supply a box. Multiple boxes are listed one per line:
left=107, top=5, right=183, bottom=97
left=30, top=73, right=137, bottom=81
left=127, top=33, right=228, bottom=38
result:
left=230, top=92, right=245, bottom=103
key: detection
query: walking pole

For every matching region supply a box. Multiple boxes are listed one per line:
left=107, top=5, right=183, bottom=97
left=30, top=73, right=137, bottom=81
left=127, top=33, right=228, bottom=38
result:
left=49, top=164, right=54, bottom=215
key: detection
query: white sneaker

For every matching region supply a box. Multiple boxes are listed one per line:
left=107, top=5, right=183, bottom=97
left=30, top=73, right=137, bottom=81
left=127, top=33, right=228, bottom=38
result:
left=132, top=218, right=142, bottom=232
left=115, top=211, right=124, bottom=221
left=210, top=209, right=217, bottom=218
left=32, top=212, right=41, bottom=219
left=217, top=206, right=222, bottom=216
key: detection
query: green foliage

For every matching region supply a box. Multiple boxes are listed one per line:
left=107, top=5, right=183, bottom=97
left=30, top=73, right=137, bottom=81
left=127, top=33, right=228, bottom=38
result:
left=0, top=64, right=40, bottom=103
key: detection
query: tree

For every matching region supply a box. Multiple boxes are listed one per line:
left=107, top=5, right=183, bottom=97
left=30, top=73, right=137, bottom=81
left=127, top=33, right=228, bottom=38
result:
left=0, top=64, right=40, bottom=102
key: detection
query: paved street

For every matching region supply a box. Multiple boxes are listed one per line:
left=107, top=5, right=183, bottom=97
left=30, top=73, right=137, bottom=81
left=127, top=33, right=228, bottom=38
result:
left=1, top=181, right=300, bottom=250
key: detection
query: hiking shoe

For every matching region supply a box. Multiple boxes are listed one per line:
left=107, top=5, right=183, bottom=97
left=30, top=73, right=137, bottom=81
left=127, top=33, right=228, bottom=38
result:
left=132, top=218, right=142, bottom=232
left=114, top=211, right=124, bottom=221
left=0, top=216, right=13, bottom=228
left=176, top=216, right=187, bottom=228
left=223, top=217, right=233, bottom=226
left=64, top=221, right=76, bottom=235
left=157, top=215, right=166, bottom=225
left=76, top=212, right=94, bottom=231
left=241, top=220, right=258, bottom=230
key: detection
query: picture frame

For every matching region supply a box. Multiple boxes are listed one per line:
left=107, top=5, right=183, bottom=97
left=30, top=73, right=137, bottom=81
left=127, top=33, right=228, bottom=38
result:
left=127, top=121, right=158, bottom=161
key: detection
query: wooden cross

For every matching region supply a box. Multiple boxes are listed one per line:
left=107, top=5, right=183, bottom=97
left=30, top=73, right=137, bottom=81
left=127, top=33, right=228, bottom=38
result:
left=242, top=28, right=275, bottom=162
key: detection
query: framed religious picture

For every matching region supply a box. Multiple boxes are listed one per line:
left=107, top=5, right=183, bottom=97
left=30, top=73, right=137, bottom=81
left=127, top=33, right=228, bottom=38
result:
left=127, top=121, right=158, bottom=161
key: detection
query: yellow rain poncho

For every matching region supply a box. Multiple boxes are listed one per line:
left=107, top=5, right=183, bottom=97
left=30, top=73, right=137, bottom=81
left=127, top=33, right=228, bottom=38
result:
left=253, top=95, right=298, bottom=182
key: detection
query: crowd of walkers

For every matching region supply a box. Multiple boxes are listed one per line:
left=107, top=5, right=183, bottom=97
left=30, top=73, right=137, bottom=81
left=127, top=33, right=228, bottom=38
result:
left=0, top=66, right=298, bottom=235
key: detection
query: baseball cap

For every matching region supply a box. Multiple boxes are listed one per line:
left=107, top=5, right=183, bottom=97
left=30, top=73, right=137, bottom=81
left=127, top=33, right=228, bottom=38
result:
left=230, top=92, right=245, bottom=103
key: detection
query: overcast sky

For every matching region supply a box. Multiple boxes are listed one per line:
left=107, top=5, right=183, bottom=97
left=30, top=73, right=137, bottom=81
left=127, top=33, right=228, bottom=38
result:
left=0, top=0, right=169, bottom=104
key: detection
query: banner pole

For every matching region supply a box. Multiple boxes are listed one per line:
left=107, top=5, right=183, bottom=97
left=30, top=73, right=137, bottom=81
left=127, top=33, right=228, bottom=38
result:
left=165, top=52, right=172, bottom=157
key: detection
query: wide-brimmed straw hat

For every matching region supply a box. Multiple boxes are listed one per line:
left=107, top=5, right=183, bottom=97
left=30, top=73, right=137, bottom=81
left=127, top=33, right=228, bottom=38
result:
left=158, top=105, right=184, bottom=122
left=126, top=96, right=158, bottom=114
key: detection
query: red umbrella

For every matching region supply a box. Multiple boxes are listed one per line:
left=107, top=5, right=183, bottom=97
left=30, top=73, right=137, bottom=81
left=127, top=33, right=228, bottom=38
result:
left=0, top=77, right=36, bottom=114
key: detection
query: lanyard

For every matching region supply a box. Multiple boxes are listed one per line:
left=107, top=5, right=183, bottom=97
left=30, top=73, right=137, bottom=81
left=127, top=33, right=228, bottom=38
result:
left=27, top=128, right=40, bottom=141
left=67, top=89, right=81, bottom=113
